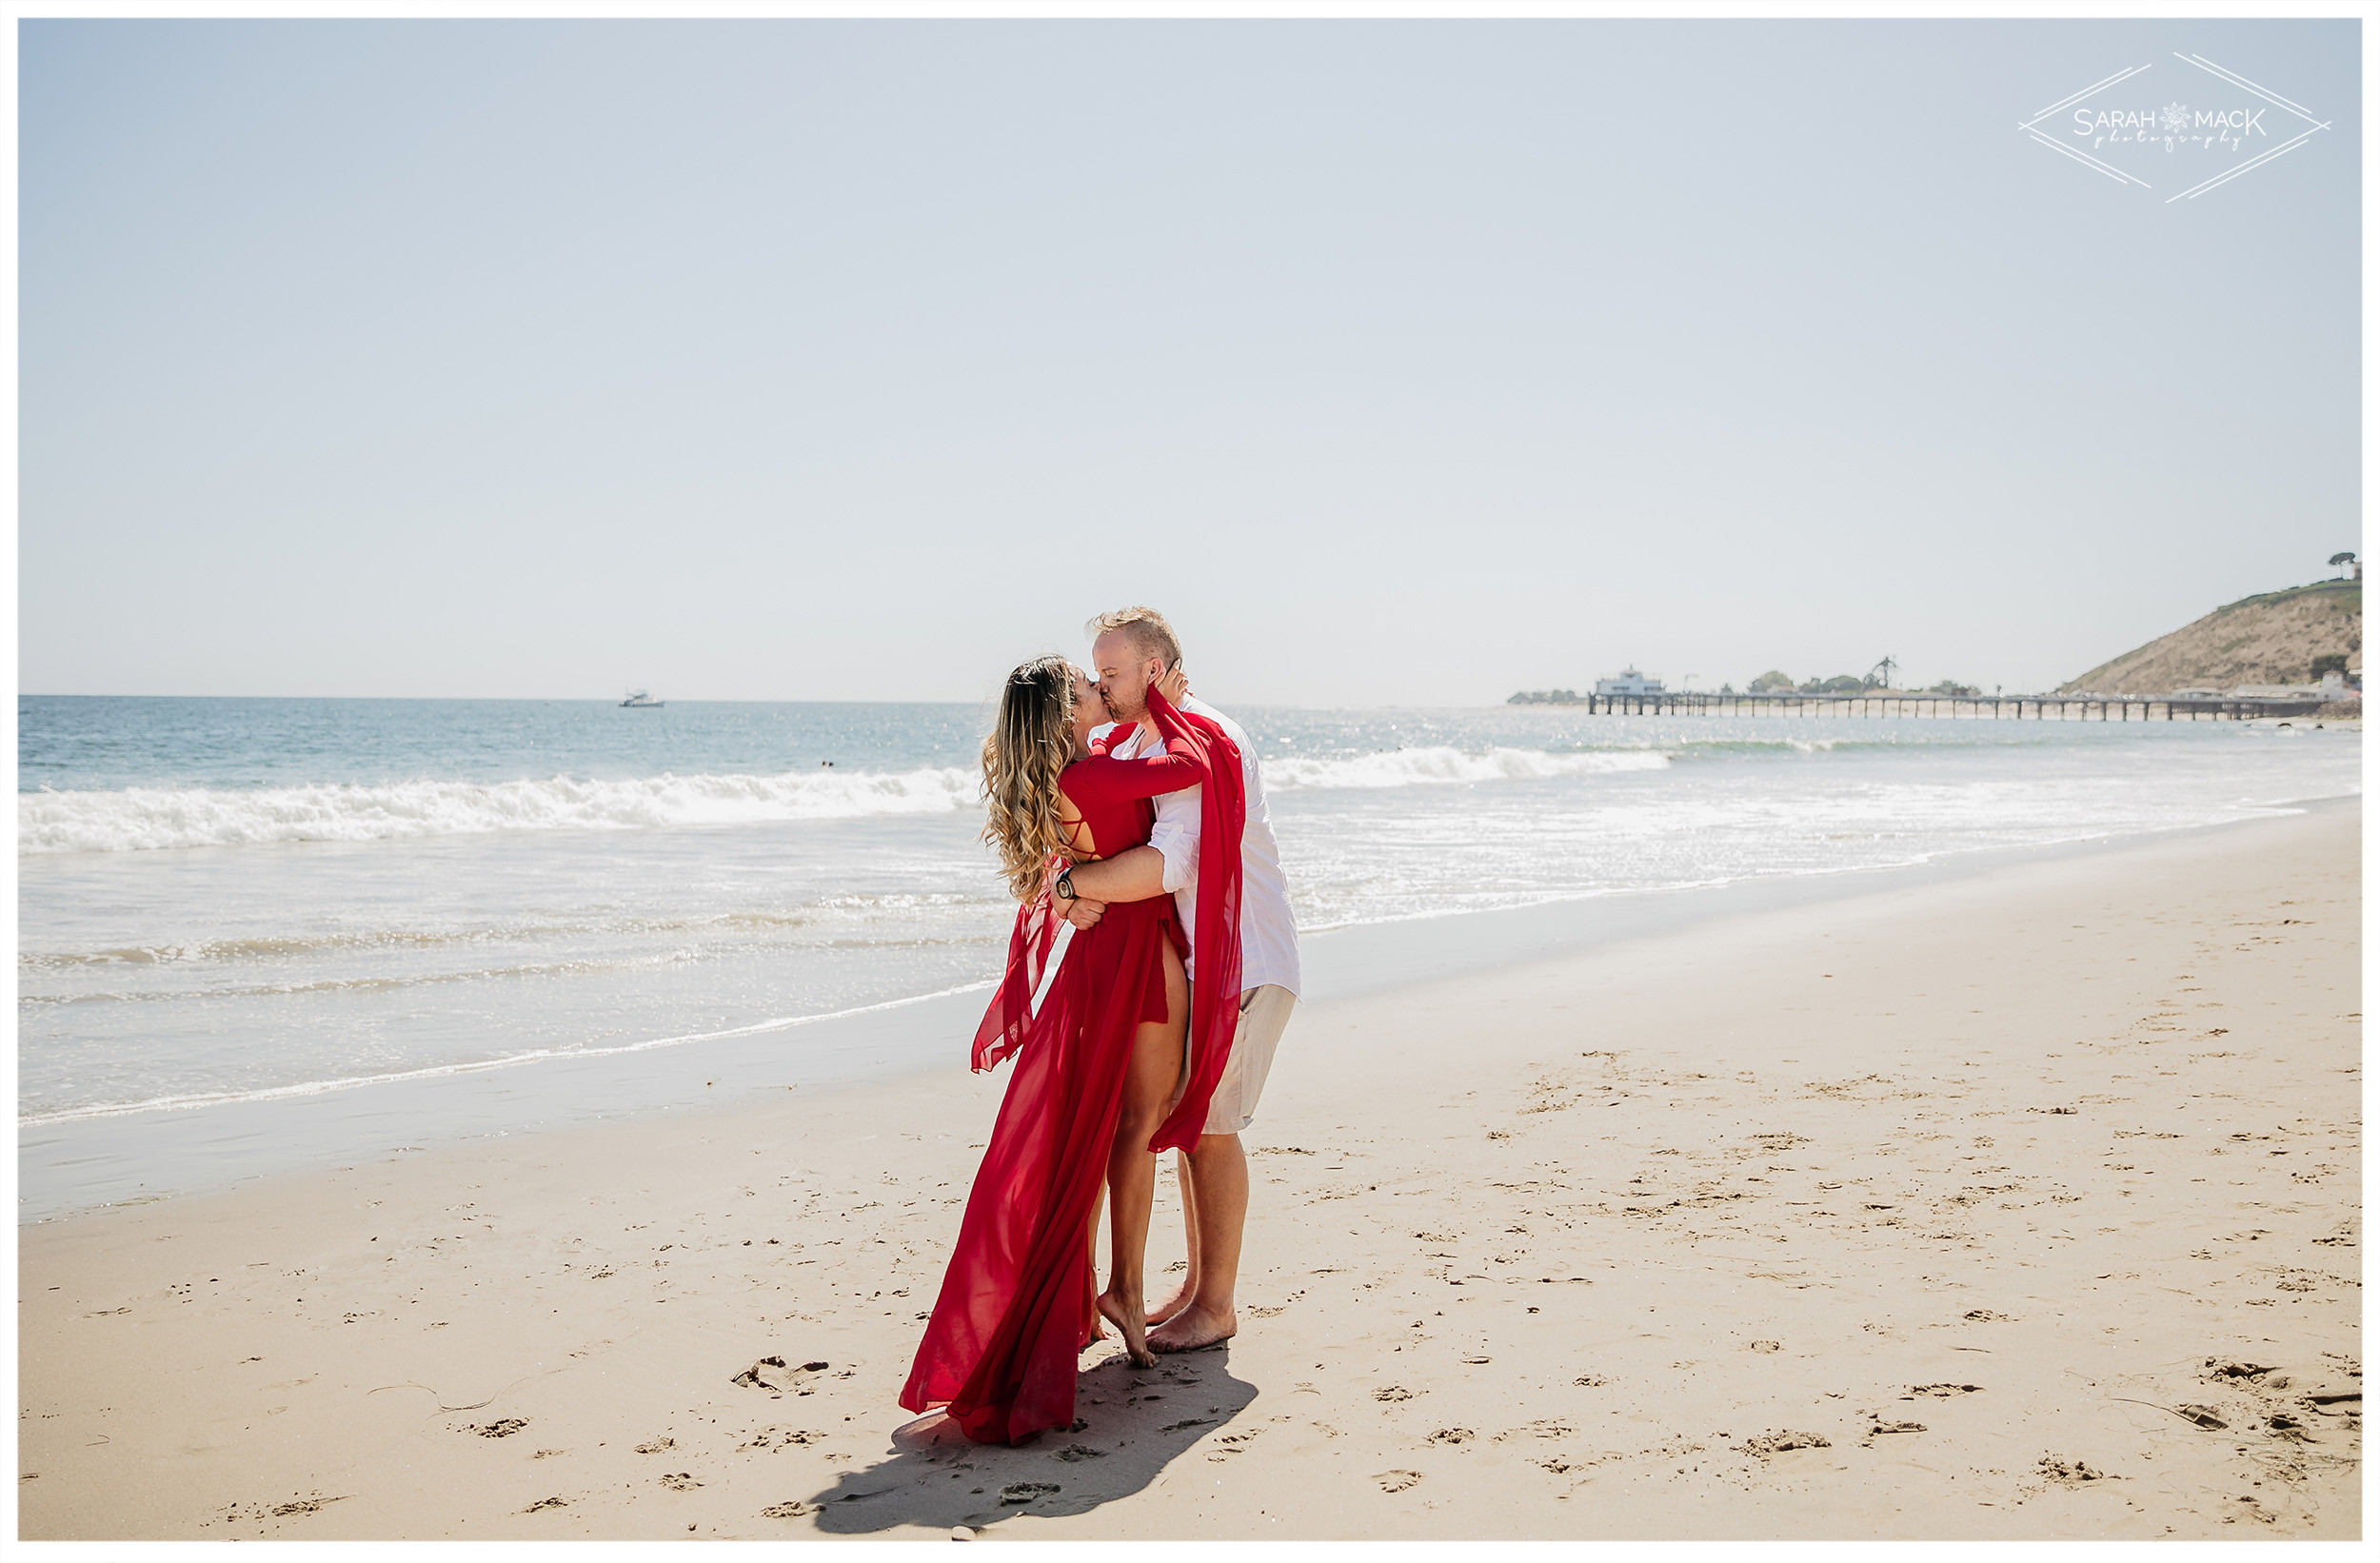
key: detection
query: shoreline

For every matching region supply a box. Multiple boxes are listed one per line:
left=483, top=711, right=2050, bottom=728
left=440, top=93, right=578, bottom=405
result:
left=18, top=790, right=2361, bottom=1225
left=17, top=800, right=2361, bottom=1539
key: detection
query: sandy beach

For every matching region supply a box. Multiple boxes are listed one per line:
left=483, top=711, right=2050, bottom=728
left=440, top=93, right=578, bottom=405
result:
left=17, top=801, right=2361, bottom=1541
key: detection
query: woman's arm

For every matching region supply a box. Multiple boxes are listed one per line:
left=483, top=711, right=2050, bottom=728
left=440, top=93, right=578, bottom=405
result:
left=1066, top=737, right=1204, bottom=804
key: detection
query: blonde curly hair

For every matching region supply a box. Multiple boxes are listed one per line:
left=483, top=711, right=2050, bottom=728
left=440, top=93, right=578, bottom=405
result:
left=981, top=655, right=1078, bottom=901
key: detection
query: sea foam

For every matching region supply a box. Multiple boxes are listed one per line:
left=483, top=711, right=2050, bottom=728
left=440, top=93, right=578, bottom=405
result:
left=22, top=747, right=1674, bottom=851
left=1265, top=744, right=1670, bottom=790
left=18, top=766, right=982, bottom=854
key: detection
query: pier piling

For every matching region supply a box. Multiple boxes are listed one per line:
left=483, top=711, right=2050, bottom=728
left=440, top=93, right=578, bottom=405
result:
left=1524, top=692, right=2321, bottom=721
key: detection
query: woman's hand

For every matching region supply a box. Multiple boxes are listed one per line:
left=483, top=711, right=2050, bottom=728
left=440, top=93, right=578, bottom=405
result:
left=1154, top=661, right=1190, bottom=707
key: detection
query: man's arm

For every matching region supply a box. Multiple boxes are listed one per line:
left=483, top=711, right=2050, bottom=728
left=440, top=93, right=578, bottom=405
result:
left=1066, top=845, right=1168, bottom=904
left=1143, top=781, right=1201, bottom=897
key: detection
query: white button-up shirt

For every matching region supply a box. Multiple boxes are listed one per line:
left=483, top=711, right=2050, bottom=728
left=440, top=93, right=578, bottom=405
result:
left=1103, top=696, right=1300, bottom=998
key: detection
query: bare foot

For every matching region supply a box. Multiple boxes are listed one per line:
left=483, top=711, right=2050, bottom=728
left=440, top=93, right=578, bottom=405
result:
left=1147, top=1303, right=1236, bottom=1354
left=1098, top=1289, right=1156, bottom=1369
left=1144, top=1279, right=1195, bottom=1327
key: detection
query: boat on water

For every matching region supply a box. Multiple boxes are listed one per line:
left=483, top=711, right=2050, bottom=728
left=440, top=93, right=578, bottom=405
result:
left=619, top=689, right=665, bottom=708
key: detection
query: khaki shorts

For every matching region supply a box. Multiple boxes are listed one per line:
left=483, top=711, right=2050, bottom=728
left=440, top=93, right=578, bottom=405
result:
left=1200, top=984, right=1297, bottom=1136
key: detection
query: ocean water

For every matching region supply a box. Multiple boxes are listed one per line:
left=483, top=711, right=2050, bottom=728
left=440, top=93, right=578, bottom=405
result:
left=17, top=696, right=2359, bottom=1143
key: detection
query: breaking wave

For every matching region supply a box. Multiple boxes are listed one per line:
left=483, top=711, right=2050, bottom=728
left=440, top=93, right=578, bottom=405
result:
left=22, top=745, right=1688, bottom=852
left=1265, top=745, right=1671, bottom=790
left=19, top=766, right=982, bottom=854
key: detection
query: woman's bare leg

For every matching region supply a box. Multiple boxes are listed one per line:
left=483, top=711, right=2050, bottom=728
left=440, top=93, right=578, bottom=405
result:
left=1099, top=942, right=1188, bottom=1368
left=1084, top=1188, right=1109, bottom=1340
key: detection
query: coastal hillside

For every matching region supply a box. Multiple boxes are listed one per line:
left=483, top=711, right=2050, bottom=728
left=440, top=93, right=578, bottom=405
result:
left=2059, top=580, right=2362, bottom=695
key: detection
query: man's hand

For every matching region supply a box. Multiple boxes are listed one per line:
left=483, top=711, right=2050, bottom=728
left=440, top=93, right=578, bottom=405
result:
left=1058, top=893, right=1107, bottom=930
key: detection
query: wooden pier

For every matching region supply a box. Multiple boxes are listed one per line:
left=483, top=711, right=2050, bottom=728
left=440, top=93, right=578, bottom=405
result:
left=1534, top=693, right=2329, bottom=721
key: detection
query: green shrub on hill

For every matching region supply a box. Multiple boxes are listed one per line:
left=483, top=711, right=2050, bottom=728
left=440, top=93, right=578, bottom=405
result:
left=2060, top=578, right=2363, bottom=696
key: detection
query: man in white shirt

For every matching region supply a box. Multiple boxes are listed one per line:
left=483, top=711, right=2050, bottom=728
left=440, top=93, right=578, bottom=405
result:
left=1054, top=606, right=1300, bottom=1354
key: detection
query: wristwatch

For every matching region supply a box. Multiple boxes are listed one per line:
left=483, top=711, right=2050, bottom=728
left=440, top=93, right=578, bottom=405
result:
left=1056, top=868, right=1077, bottom=901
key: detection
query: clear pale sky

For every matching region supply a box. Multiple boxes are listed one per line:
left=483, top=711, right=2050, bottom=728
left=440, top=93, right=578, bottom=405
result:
left=19, top=18, right=2361, bottom=704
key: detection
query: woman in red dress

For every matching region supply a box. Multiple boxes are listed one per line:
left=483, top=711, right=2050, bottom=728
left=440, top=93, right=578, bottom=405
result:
left=901, top=654, right=1243, bottom=1445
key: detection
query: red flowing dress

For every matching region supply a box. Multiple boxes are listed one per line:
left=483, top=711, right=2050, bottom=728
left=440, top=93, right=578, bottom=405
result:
left=902, top=687, right=1244, bottom=1445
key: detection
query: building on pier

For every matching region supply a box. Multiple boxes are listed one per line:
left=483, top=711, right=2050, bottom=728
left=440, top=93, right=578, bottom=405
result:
left=1595, top=666, right=1664, bottom=698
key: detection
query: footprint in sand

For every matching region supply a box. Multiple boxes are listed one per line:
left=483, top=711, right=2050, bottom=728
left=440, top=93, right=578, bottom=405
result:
left=524, top=1496, right=568, bottom=1513
left=659, top=1472, right=703, bottom=1491
left=999, top=1481, right=1060, bottom=1505
left=268, top=1496, right=347, bottom=1516
left=733, top=1356, right=830, bottom=1395
left=1905, top=1384, right=1981, bottom=1399
left=1427, top=1428, right=1476, bottom=1446
left=472, top=1419, right=528, bottom=1438
left=634, top=1437, right=675, bottom=1454
left=1749, top=1340, right=1782, bottom=1354
left=1374, top=1470, right=1423, bottom=1494
left=1374, top=1386, right=1415, bottom=1402
left=1742, top=1431, right=1831, bottom=1456
left=2036, top=1456, right=2111, bottom=1485
left=761, top=1500, right=818, bottom=1519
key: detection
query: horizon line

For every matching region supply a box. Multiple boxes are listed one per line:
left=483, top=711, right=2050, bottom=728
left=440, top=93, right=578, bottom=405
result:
left=15, top=691, right=1513, bottom=709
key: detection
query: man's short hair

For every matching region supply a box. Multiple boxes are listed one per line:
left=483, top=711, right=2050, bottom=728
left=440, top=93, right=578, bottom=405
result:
left=1086, top=606, right=1181, bottom=669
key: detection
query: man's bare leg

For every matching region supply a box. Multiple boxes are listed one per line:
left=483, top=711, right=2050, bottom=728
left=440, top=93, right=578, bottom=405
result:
left=1147, top=1132, right=1246, bottom=1352
left=1145, top=1151, right=1201, bottom=1325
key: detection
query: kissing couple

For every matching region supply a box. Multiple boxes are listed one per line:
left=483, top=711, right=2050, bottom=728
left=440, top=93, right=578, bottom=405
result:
left=901, top=606, right=1301, bottom=1446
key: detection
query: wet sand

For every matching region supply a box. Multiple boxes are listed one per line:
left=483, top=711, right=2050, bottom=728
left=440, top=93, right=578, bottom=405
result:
left=17, top=801, right=2361, bottom=1540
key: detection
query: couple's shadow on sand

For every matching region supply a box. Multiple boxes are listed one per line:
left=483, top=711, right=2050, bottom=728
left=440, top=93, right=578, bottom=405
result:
left=805, top=1346, right=1256, bottom=1534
